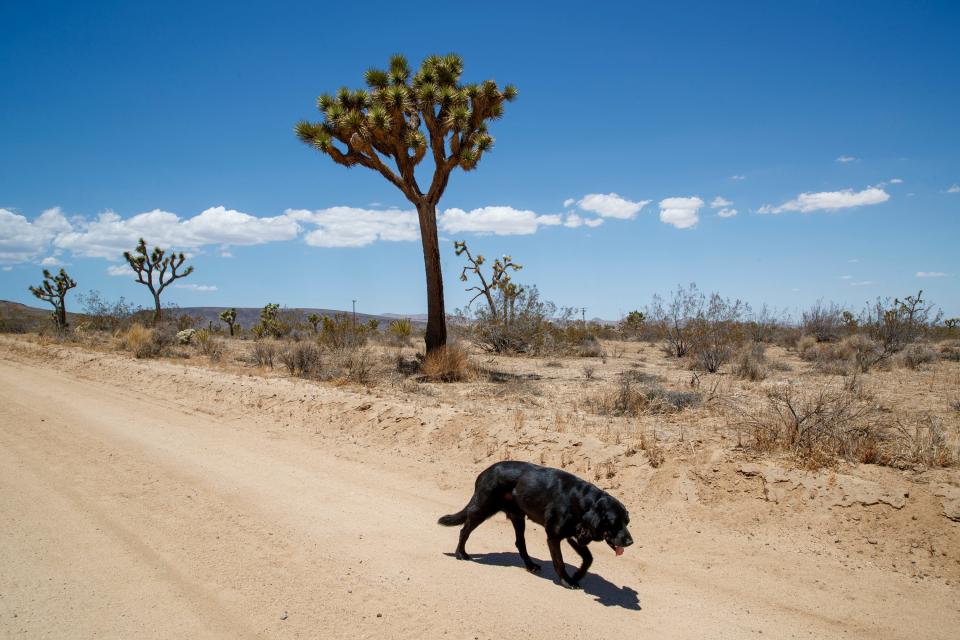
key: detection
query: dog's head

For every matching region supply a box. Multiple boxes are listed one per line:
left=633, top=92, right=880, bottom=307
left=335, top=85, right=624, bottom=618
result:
left=577, top=494, right=633, bottom=555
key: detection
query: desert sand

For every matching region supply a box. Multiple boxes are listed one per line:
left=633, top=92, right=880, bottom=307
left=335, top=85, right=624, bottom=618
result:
left=1, top=334, right=958, bottom=639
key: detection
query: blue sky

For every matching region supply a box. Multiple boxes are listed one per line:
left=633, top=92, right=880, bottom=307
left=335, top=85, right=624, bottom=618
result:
left=1, top=1, right=958, bottom=319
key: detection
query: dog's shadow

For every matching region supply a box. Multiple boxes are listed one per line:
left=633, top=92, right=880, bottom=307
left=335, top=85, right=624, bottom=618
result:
left=444, top=551, right=641, bottom=611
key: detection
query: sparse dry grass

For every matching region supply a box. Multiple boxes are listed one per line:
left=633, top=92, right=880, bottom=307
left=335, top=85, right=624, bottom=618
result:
left=420, top=344, right=475, bottom=382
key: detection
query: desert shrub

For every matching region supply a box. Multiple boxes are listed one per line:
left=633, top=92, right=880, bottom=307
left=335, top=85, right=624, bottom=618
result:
left=279, top=341, right=322, bottom=377
left=388, top=317, right=412, bottom=339
left=250, top=340, right=278, bottom=368
left=861, top=290, right=941, bottom=364
left=319, top=313, right=365, bottom=350
left=896, top=343, right=939, bottom=370
left=801, top=300, right=846, bottom=342
left=77, top=290, right=142, bottom=332
left=465, top=286, right=554, bottom=354
left=177, top=328, right=197, bottom=345
left=733, top=343, right=768, bottom=381
left=618, top=310, right=648, bottom=340
left=193, top=329, right=224, bottom=361
left=420, top=345, right=473, bottom=382
left=588, top=374, right=700, bottom=417
left=843, top=334, right=882, bottom=372
left=648, top=283, right=705, bottom=358
left=118, top=323, right=155, bottom=358
left=640, top=430, right=664, bottom=468
left=338, top=348, right=374, bottom=385
left=939, top=339, right=960, bottom=362
left=886, top=415, right=955, bottom=468
left=746, top=304, right=785, bottom=343
left=739, top=383, right=884, bottom=468
left=687, top=293, right=748, bottom=372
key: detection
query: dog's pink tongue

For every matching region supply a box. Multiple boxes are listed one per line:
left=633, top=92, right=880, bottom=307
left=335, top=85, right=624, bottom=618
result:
left=615, top=546, right=624, bottom=556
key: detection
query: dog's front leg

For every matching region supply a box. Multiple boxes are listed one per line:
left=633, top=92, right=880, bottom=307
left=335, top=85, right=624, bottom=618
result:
left=547, top=537, right=580, bottom=589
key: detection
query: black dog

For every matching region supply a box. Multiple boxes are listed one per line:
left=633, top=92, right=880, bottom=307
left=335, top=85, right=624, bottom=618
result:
left=438, top=460, right=633, bottom=589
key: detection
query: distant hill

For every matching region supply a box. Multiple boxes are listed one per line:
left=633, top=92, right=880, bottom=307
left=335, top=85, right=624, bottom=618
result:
left=0, top=299, right=85, bottom=331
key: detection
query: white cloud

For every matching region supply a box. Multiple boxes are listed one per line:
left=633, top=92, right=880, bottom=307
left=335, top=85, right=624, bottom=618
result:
left=716, top=208, right=738, bottom=218
left=573, top=193, right=650, bottom=219
left=440, top=206, right=563, bottom=236
left=916, top=271, right=948, bottom=278
left=840, top=275, right=853, bottom=280
left=562, top=198, right=575, bottom=208
left=658, top=197, right=704, bottom=229
left=563, top=213, right=604, bottom=229
left=947, top=184, right=960, bottom=194
left=730, top=175, right=746, bottom=181
left=836, top=155, right=857, bottom=163
left=288, top=206, right=419, bottom=247
left=710, top=197, right=733, bottom=208
left=53, top=206, right=301, bottom=259
left=1, top=266, right=11, bottom=272
left=889, top=178, right=903, bottom=184
left=849, top=280, right=873, bottom=287
left=0, top=208, right=68, bottom=264
left=39, top=256, right=60, bottom=266
left=174, top=283, right=218, bottom=292
left=107, top=264, right=130, bottom=276
left=758, top=187, right=889, bottom=214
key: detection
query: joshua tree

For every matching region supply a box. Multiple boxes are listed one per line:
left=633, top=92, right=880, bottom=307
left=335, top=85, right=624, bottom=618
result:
left=295, top=54, right=517, bottom=353
left=219, top=308, right=238, bottom=336
left=455, top=240, right=523, bottom=322
left=307, top=312, right=321, bottom=333
left=123, top=238, right=194, bottom=323
left=28, top=268, right=77, bottom=331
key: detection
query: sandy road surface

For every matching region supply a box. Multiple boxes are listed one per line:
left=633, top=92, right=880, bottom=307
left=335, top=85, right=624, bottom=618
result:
left=1, top=354, right=957, bottom=639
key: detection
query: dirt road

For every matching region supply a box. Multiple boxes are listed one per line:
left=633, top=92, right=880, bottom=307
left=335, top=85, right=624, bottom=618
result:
left=1, top=353, right=957, bottom=638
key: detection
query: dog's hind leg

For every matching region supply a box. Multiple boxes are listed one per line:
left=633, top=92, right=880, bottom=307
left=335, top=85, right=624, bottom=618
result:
left=506, top=512, right=540, bottom=573
left=566, top=538, right=593, bottom=583
left=547, top=537, right=580, bottom=589
left=454, top=499, right=500, bottom=561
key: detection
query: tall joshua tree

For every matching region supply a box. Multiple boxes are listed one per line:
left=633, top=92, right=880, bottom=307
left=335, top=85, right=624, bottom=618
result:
left=29, top=268, right=77, bottom=331
left=295, top=54, right=516, bottom=353
left=123, top=238, right=194, bottom=323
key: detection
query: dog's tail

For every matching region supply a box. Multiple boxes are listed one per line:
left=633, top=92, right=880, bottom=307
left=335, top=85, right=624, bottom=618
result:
left=437, top=508, right=469, bottom=527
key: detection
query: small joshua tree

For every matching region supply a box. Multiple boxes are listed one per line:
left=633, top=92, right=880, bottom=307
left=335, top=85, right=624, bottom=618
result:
left=123, top=238, right=194, bottom=323
left=29, top=268, right=77, bottom=331
left=455, top=240, right=523, bottom=322
left=296, top=54, right=517, bottom=353
left=219, top=308, right=238, bottom=336
left=307, top=312, right=321, bottom=334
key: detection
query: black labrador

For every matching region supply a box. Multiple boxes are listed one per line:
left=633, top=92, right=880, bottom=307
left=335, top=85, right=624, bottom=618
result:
left=438, top=460, right=633, bottom=589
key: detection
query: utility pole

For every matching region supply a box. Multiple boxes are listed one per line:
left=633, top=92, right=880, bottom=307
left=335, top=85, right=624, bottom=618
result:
left=352, top=299, right=357, bottom=329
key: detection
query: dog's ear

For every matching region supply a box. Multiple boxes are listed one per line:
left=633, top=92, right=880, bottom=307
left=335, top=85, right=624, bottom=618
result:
left=577, top=507, right=603, bottom=544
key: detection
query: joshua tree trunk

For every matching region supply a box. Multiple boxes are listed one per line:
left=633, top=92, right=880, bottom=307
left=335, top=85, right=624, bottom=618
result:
left=152, top=292, right=162, bottom=323
left=417, top=201, right=447, bottom=352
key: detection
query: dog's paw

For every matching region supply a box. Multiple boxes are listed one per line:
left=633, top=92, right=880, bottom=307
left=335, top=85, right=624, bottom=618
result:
left=560, top=579, right=581, bottom=590
left=526, top=563, right=542, bottom=573
left=455, top=550, right=472, bottom=561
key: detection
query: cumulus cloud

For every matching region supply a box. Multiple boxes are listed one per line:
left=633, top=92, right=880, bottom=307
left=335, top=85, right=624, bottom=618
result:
left=758, top=187, right=889, bottom=214
left=562, top=198, right=576, bottom=208
left=658, top=197, right=704, bottom=229
left=106, top=264, right=130, bottom=276
left=716, top=208, right=738, bottom=218
left=836, top=155, right=857, bottom=163
left=947, top=184, right=960, bottom=194
left=174, top=283, right=218, bottom=292
left=440, top=206, right=563, bottom=236
left=710, top=197, right=733, bottom=208
left=39, top=256, right=60, bottom=266
left=287, top=207, right=418, bottom=248
left=916, top=271, right=948, bottom=278
left=563, top=213, right=604, bottom=229
left=0, top=208, right=66, bottom=263
left=571, top=193, right=650, bottom=219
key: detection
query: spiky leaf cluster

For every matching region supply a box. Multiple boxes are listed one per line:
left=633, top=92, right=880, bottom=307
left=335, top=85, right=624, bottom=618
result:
left=295, top=54, right=517, bottom=204
left=29, top=268, right=77, bottom=303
